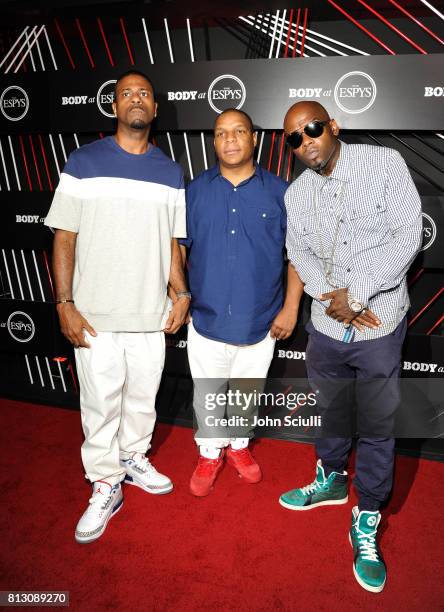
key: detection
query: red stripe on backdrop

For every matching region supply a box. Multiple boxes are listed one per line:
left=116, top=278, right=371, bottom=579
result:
left=120, top=18, right=135, bottom=65
left=276, top=132, right=285, bottom=176
left=18, top=135, right=33, bottom=191
left=327, top=0, right=396, bottom=55
left=38, top=135, right=54, bottom=191
left=292, top=9, right=301, bottom=58
left=426, top=313, right=444, bottom=335
left=54, top=19, right=76, bottom=69
left=97, top=18, right=115, bottom=66
left=75, top=18, right=95, bottom=68
left=408, top=267, right=424, bottom=287
left=300, top=8, right=308, bottom=57
left=286, top=147, right=293, bottom=182
left=284, top=9, right=294, bottom=58
left=28, top=135, right=43, bottom=191
left=42, top=251, right=55, bottom=300
left=267, top=132, right=276, bottom=171
left=408, top=287, right=444, bottom=328
left=387, top=0, right=444, bottom=46
left=356, top=0, right=427, bottom=54
left=67, top=361, right=79, bottom=393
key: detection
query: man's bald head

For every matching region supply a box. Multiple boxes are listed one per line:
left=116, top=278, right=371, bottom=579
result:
left=284, top=101, right=331, bottom=133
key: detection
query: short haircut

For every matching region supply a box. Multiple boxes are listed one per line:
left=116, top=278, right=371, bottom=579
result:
left=114, top=70, right=156, bottom=100
left=215, top=108, right=254, bottom=132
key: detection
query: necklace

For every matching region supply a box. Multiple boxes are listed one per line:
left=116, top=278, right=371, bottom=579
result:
left=312, top=176, right=347, bottom=288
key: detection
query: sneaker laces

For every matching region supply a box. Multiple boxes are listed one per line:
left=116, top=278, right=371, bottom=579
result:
left=88, top=486, right=113, bottom=513
left=131, top=453, right=156, bottom=474
left=300, top=479, right=322, bottom=495
left=356, top=527, right=379, bottom=562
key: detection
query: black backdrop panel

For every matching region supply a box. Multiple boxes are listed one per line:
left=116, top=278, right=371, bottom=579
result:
left=1, top=192, right=54, bottom=249
left=0, top=299, right=61, bottom=354
left=419, top=196, right=444, bottom=269
left=0, top=55, right=443, bottom=133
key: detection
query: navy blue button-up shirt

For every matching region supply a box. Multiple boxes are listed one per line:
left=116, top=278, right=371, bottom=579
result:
left=181, top=164, right=287, bottom=344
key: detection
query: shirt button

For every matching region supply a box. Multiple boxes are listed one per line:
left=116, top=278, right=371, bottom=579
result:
left=346, top=268, right=351, bottom=273
left=343, top=241, right=347, bottom=245
left=262, top=213, right=267, bottom=218
left=231, top=230, right=235, bottom=234
left=233, top=188, right=237, bottom=192
left=232, top=208, right=236, bottom=213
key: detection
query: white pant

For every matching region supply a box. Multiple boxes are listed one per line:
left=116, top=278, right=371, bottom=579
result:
left=187, top=321, right=276, bottom=448
left=75, top=331, right=165, bottom=485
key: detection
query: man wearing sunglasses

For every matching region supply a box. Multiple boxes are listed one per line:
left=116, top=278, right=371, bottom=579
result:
left=279, top=101, right=422, bottom=593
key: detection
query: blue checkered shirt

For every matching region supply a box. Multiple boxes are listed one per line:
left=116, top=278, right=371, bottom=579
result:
left=285, top=141, right=422, bottom=341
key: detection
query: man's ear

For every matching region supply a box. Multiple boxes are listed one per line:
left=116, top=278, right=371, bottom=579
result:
left=154, top=102, right=158, bottom=118
left=330, top=118, right=340, bottom=136
left=111, top=101, right=117, bottom=116
left=253, top=131, right=258, bottom=147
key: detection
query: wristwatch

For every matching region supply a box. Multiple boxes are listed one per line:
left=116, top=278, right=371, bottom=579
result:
left=348, top=295, right=364, bottom=314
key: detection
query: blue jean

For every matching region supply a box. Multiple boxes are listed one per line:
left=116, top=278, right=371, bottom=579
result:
left=305, top=318, right=407, bottom=511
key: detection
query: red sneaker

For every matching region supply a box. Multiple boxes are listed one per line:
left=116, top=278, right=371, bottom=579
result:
left=190, top=452, right=224, bottom=497
left=226, top=446, right=262, bottom=483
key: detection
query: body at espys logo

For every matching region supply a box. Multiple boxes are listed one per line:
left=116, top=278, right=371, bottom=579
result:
left=96, top=80, right=116, bottom=118
left=207, top=74, right=246, bottom=114
left=6, top=311, right=35, bottom=343
left=421, top=212, right=436, bottom=251
left=334, top=71, right=377, bottom=114
left=0, top=85, right=29, bottom=121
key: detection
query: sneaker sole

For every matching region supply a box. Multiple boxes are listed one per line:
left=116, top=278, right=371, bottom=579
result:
left=348, top=533, right=386, bottom=593
left=279, top=496, right=348, bottom=511
left=124, top=476, right=173, bottom=495
left=75, top=498, right=123, bottom=544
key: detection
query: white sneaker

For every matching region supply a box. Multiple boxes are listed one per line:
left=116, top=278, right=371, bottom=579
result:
left=75, top=481, right=123, bottom=544
left=120, top=452, right=173, bottom=495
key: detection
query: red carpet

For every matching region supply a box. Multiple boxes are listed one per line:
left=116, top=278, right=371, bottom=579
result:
left=0, top=398, right=442, bottom=611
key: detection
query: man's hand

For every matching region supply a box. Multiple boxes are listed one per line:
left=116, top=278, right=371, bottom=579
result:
left=270, top=306, right=298, bottom=340
left=350, top=309, right=382, bottom=331
left=320, top=288, right=356, bottom=322
left=163, top=297, right=190, bottom=334
left=57, top=303, right=96, bottom=348
left=320, top=288, right=382, bottom=329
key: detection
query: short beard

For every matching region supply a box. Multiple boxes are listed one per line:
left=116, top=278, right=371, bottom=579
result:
left=130, top=119, right=148, bottom=130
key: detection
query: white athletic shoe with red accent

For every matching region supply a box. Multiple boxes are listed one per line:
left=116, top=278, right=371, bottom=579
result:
left=120, top=452, right=173, bottom=495
left=75, top=481, right=123, bottom=544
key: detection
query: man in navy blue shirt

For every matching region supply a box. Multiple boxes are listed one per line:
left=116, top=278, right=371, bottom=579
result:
left=181, top=109, right=303, bottom=496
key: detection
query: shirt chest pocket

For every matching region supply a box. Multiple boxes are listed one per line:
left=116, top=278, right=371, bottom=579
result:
left=242, top=206, right=283, bottom=243
left=348, top=199, right=387, bottom=234
left=299, top=214, right=325, bottom=257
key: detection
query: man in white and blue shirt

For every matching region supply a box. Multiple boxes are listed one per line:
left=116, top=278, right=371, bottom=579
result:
left=279, top=101, right=421, bottom=593
left=46, top=70, right=189, bottom=543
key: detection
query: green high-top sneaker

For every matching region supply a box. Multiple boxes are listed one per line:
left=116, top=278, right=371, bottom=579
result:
left=349, top=506, right=386, bottom=593
left=279, top=460, right=348, bottom=511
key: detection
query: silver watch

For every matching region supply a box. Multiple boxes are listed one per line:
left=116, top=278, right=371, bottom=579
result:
left=348, top=296, right=364, bottom=313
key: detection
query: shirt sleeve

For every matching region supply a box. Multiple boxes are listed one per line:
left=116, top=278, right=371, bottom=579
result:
left=178, top=181, right=194, bottom=248
left=348, top=150, right=422, bottom=306
left=285, top=192, right=332, bottom=303
left=172, top=171, right=187, bottom=239
left=44, top=153, right=82, bottom=233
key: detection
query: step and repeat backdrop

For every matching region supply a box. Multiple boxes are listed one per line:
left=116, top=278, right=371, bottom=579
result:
left=0, top=11, right=443, bottom=451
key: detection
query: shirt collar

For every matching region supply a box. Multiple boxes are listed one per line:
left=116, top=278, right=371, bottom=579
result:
left=209, top=162, right=264, bottom=186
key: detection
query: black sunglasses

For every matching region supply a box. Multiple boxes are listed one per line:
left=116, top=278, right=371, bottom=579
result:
left=286, top=120, right=330, bottom=149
